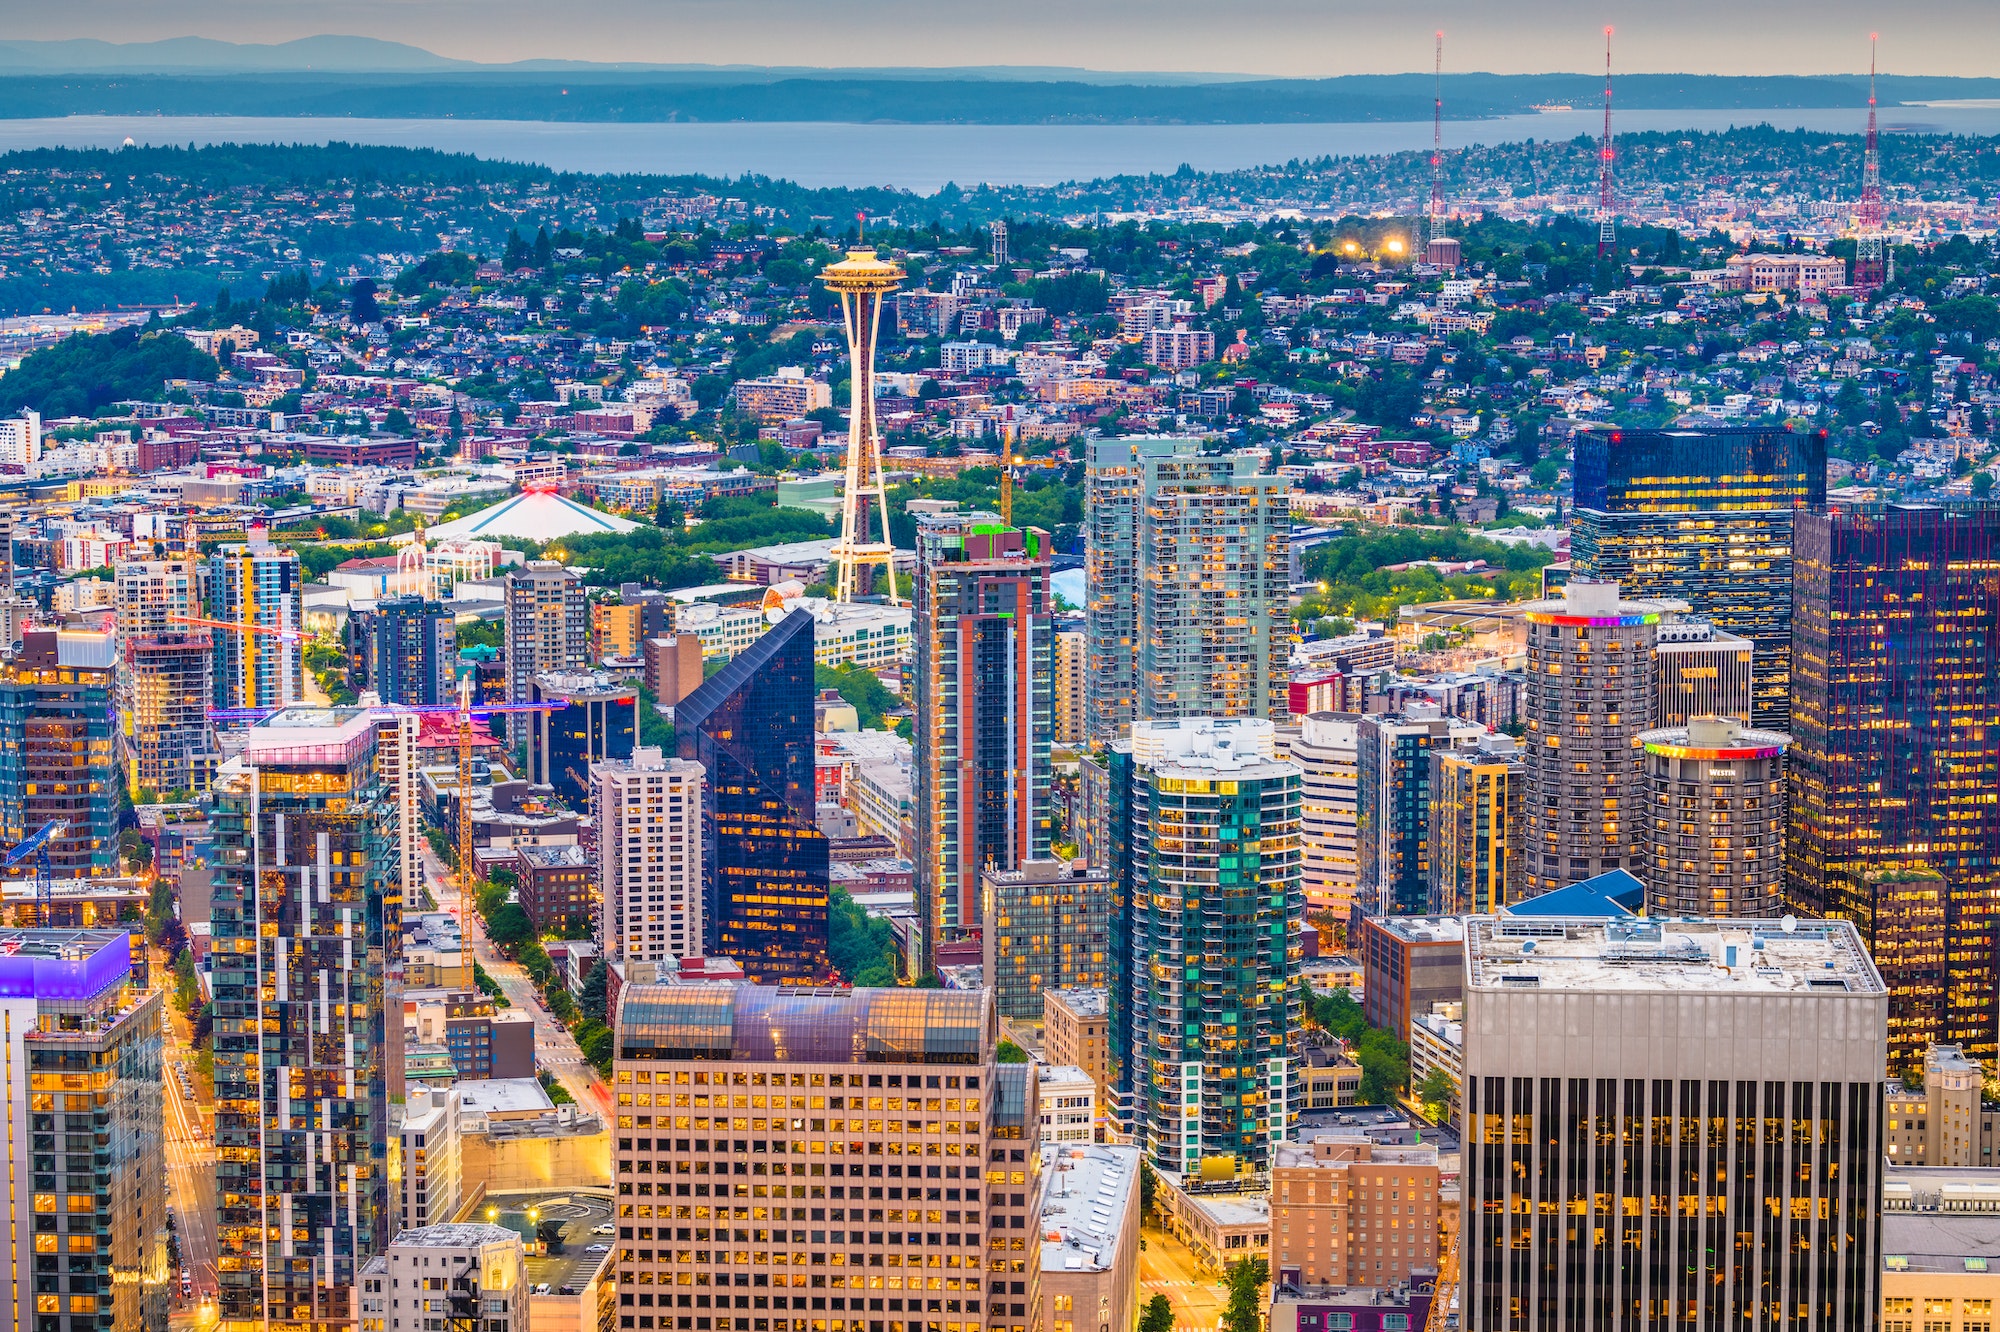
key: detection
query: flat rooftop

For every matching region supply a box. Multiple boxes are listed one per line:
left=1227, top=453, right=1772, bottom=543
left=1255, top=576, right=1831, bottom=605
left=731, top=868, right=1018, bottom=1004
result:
left=1375, top=916, right=1464, bottom=946
left=1044, top=987, right=1107, bottom=1018
left=1465, top=917, right=1885, bottom=997
left=1038, top=1145, right=1138, bottom=1274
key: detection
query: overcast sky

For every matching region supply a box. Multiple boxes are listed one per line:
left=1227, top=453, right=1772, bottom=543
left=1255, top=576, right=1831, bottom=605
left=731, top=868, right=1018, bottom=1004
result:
left=17, top=0, right=1991, bottom=77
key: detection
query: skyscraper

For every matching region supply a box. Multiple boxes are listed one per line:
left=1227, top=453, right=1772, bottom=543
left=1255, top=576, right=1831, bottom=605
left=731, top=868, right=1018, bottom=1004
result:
left=1638, top=715, right=1789, bottom=919
left=528, top=668, right=638, bottom=807
left=0, top=628, right=119, bottom=881
left=1354, top=708, right=1483, bottom=917
left=207, top=537, right=303, bottom=711
left=912, top=512, right=1053, bottom=976
left=123, top=632, right=217, bottom=798
left=1083, top=438, right=1143, bottom=746
left=978, top=859, right=1112, bottom=1020
left=675, top=609, right=831, bottom=983
left=503, top=560, right=587, bottom=747
left=1788, top=502, right=2000, bottom=1066
left=1652, top=619, right=1755, bottom=726
left=1288, top=712, right=1360, bottom=922
left=0, top=928, right=169, bottom=1332
left=1136, top=439, right=1291, bottom=723
left=1569, top=425, right=1824, bottom=728
left=610, top=984, right=1041, bottom=1332
left=1428, top=732, right=1523, bottom=916
left=1109, top=718, right=1301, bottom=1172
left=1520, top=581, right=1681, bottom=894
left=362, top=596, right=454, bottom=706
left=594, top=746, right=704, bottom=966
left=211, top=707, right=401, bottom=1332
left=1461, top=915, right=1884, bottom=1328
left=1053, top=627, right=1084, bottom=748
left=113, top=557, right=198, bottom=640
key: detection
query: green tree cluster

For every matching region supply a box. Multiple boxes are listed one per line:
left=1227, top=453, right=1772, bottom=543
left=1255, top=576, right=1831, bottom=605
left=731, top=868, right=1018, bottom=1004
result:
left=0, top=325, right=219, bottom=417
left=828, top=883, right=900, bottom=986
left=1303, top=985, right=1411, bottom=1106
left=1221, top=1257, right=1269, bottom=1332
left=815, top=662, right=899, bottom=730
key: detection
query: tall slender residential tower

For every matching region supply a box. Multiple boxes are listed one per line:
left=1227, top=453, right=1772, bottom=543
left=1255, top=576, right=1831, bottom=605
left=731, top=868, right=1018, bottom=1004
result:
left=0, top=628, right=120, bottom=881
left=1520, top=580, right=1682, bottom=894
left=211, top=708, right=402, bottom=1332
left=123, top=632, right=217, bottom=798
left=207, top=536, right=303, bottom=711
left=1638, top=714, right=1788, bottom=919
left=361, top=596, right=454, bottom=706
left=1570, top=424, right=1824, bottom=728
left=1788, top=502, right=2000, bottom=1069
left=1108, top=718, right=1302, bottom=1171
left=674, top=609, right=831, bottom=983
left=502, top=561, right=587, bottom=748
left=1288, top=712, right=1360, bottom=922
left=820, top=247, right=906, bottom=604
left=0, top=928, right=169, bottom=1332
left=593, top=745, right=704, bottom=967
left=1354, top=707, right=1484, bottom=917
left=1083, top=439, right=1144, bottom=745
left=1136, top=439, right=1290, bottom=723
left=912, top=511, right=1054, bottom=976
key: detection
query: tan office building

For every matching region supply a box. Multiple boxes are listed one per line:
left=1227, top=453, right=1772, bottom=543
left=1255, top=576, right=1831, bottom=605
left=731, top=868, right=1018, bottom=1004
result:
left=1270, top=1136, right=1441, bottom=1290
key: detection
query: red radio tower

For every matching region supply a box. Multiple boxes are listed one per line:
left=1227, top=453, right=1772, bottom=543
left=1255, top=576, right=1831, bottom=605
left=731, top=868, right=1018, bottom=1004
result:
left=1597, top=26, right=1616, bottom=258
left=1854, top=33, right=1886, bottom=288
left=1428, top=31, right=1445, bottom=253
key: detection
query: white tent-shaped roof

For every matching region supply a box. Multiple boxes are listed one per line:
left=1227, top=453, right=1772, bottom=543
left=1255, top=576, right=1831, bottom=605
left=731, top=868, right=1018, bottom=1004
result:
left=423, top=489, right=643, bottom=543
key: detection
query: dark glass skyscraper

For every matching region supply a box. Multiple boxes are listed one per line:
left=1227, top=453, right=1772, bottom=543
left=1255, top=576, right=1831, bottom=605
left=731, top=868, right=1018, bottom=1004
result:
left=1788, top=502, right=2000, bottom=1070
left=676, top=608, right=831, bottom=983
left=1570, top=425, right=1825, bottom=728
left=362, top=596, right=453, bottom=705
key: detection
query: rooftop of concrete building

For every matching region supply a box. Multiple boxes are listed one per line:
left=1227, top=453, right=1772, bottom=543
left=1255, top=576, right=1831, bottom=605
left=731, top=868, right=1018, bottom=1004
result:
left=1128, top=716, right=1291, bottom=779
left=388, top=1222, right=522, bottom=1252
left=1043, top=987, right=1107, bottom=1018
left=1372, top=916, right=1464, bottom=945
left=457, top=1077, right=557, bottom=1120
left=0, top=928, right=131, bottom=1008
left=518, top=843, right=590, bottom=869
left=1465, top=916, right=1886, bottom=996
left=1882, top=1211, right=2000, bottom=1275
left=1271, top=1134, right=1441, bottom=1171
left=981, top=858, right=1110, bottom=885
left=1038, top=1144, right=1138, bottom=1274
left=1520, top=578, right=1689, bottom=624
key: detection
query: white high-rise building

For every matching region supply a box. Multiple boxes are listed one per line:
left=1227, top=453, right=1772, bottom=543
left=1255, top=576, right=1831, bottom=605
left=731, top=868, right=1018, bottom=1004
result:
left=394, top=1086, right=462, bottom=1235
left=593, top=745, right=704, bottom=964
left=1286, top=711, right=1360, bottom=920
left=1462, top=915, right=1886, bottom=1326
left=361, top=1223, right=527, bottom=1332
left=0, top=409, right=40, bottom=471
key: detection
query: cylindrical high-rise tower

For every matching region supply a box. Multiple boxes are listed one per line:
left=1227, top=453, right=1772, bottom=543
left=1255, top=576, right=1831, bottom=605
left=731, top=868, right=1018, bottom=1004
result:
left=819, top=248, right=906, bottom=603
left=1521, top=579, right=1685, bottom=893
left=1639, top=714, right=1789, bottom=918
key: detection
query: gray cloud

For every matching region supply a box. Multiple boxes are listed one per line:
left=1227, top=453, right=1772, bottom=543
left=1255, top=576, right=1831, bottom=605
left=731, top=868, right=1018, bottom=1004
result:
left=10, top=0, right=1992, bottom=76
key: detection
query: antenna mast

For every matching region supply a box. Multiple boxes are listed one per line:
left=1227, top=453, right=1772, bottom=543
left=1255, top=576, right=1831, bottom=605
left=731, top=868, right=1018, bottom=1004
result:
left=1597, top=26, right=1616, bottom=258
left=1429, top=31, right=1445, bottom=254
left=1854, top=34, right=1886, bottom=289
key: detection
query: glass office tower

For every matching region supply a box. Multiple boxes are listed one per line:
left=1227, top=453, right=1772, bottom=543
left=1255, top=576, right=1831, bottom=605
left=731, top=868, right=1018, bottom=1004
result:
left=675, top=608, right=831, bottom=983
left=1570, top=425, right=1824, bottom=728
left=1788, top=502, right=2000, bottom=1071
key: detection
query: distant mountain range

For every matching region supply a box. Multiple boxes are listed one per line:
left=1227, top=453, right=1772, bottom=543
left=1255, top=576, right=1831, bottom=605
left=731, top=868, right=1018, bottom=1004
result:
left=0, top=38, right=1997, bottom=123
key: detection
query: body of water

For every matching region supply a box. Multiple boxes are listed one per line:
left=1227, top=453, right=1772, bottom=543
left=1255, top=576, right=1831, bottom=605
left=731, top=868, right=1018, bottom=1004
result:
left=2, top=105, right=1998, bottom=191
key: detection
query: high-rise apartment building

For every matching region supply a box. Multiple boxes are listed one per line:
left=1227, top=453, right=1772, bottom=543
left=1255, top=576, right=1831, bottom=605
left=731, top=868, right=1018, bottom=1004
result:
left=1287, top=712, right=1360, bottom=921
left=1270, top=1137, right=1442, bottom=1291
left=1652, top=619, right=1754, bottom=726
left=122, top=631, right=216, bottom=797
left=362, top=596, right=454, bottom=706
left=1638, top=714, right=1788, bottom=919
left=1520, top=581, right=1681, bottom=894
left=594, top=745, right=704, bottom=967
left=610, top=984, right=1042, bottom=1332
left=360, top=1223, right=527, bottom=1332
left=113, top=557, right=198, bottom=640
left=0, top=628, right=119, bottom=880
left=1083, top=439, right=1143, bottom=746
left=1788, top=503, right=2000, bottom=1066
left=392, top=1086, right=463, bottom=1235
left=675, top=609, right=831, bottom=983
left=529, top=668, right=639, bottom=806
left=211, top=707, right=402, bottom=1332
left=1428, top=732, right=1523, bottom=916
left=912, top=513, right=1053, bottom=976
left=1108, top=718, right=1301, bottom=1172
left=979, top=859, right=1112, bottom=1020
left=1354, top=708, right=1483, bottom=917
left=1053, top=628, right=1084, bottom=748
left=207, top=537, right=304, bottom=711
left=1569, top=425, right=1824, bottom=728
left=1136, top=439, right=1290, bottom=723
left=1461, top=915, right=1885, bottom=1329
left=503, top=561, right=588, bottom=747
left=0, top=928, right=169, bottom=1332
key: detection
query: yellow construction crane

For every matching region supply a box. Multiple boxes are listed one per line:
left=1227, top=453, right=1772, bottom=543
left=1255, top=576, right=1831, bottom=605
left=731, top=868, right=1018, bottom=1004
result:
left=999, top=453, right=1022, bottom=525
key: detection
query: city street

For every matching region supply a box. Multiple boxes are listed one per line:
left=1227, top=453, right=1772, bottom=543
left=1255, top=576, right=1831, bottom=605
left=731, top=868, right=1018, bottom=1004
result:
left=422, top=843, right=612, bottom=1117
left=1138, top=1223, right=1227, bottom=1332
left=159, top=977, right=219, bottom=1316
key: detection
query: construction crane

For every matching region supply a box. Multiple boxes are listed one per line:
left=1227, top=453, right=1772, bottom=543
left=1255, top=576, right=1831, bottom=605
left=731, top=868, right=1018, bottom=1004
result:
left=7, top=819, right=69, bottom=926
left=168, top=613, right=304, bottom=644
left=1424, top=1194, right=1462, bottom=1332
left=998, top=453, right=1025, bottom=525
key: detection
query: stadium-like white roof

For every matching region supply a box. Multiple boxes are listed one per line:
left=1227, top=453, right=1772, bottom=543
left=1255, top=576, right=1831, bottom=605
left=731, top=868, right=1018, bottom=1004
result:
left=422, top=489, right=642, bottom=543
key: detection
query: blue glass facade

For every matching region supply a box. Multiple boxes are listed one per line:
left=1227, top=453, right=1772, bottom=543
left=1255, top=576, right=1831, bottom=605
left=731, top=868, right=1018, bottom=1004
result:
left=676, top=609, right=831, bottom=983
